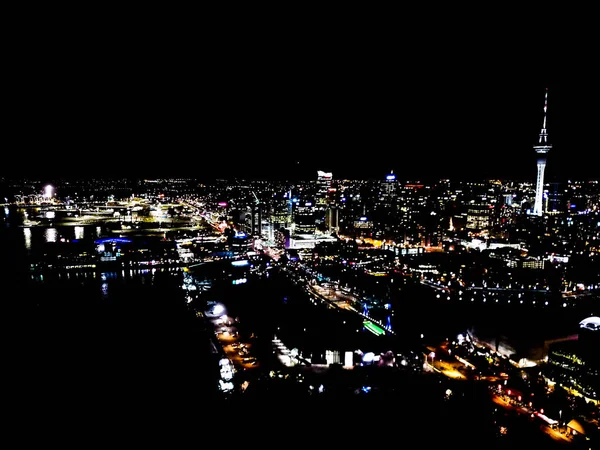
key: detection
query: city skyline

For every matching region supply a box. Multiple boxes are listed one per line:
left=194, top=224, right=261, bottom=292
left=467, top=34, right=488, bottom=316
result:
left=5, top=16, right=599, bottom=447
left=3, top=159, right=599, bottom=447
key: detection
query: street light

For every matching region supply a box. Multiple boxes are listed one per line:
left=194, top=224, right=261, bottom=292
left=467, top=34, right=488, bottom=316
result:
left=559, top=409, right=562, bottom=432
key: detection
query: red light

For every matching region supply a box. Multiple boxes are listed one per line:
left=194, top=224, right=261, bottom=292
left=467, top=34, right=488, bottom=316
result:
left=540, top=408, right=544, bottom=414
left=507, top=390, right=511, bottom=395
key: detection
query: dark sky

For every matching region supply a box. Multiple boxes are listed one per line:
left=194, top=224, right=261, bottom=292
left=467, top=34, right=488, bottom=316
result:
left=2, top=23, right=593, bottom=182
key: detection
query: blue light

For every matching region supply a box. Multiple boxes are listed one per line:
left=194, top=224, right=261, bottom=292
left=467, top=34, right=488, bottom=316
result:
left=360, top=216, right=367, bottom=221
left=386, top=174, right=396, bottom=181
left=94, top=237, right=132, bottom=244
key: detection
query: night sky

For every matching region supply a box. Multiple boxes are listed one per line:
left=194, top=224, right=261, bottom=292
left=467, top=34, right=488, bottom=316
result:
left=3, top=26, right=593, bottom=182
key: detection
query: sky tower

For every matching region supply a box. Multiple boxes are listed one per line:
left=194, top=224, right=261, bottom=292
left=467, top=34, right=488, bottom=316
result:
left=532, top=88, right=552, bottom=216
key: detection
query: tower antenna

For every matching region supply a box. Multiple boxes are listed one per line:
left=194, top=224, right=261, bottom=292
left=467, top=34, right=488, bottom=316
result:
left=532, top=88, right=552, bottom=216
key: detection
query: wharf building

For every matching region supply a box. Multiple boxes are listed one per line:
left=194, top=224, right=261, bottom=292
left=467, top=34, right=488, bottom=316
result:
left=546, top=316, right=600, bottom=401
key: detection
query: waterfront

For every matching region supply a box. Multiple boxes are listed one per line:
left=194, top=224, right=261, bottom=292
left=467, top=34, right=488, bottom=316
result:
left=3, top=204, right=594, bottom=365
left=2, top=208, right=222, bottom=418
left=3, top=207, right=596, bottom=446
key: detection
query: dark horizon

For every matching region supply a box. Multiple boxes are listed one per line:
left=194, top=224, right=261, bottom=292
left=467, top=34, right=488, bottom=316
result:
left=4, top=82, right=596, bottom=182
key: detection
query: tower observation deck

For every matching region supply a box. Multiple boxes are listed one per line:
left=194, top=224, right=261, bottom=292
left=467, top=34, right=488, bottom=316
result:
left=532, top=88, right=552, bottom=216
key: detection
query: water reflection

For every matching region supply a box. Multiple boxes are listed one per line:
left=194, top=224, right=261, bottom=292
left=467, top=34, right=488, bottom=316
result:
left=74, top=226, right=85, bottom=240
left=23, top=227, right=32, bottom=250
left=44, top=227, right=58, bottom=243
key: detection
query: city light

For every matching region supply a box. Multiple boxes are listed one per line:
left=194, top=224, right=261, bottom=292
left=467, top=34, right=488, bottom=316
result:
left=44, top=185, right=54, bottom=198
left=6, top=117, right=600, bottom=445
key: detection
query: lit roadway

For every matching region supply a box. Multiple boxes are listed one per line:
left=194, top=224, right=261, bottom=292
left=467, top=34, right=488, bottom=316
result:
left=424, top=342, right=574, bottom=444
left=281, top=263, right=395, bottom=336
left=211, top=317, right=260, bottom=371
left=309, top=284, right=357, bottom=311
left=490, top=391, right=572, bottom=444
left=423, top=344, right=467, bottom=380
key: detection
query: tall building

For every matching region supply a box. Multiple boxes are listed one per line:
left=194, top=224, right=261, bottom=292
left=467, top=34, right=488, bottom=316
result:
left=316, top=170, right=338, bottom=232
left=533, top=88, right=552, bottom=216
left=466, top=199, right=491, bottom=231
left=293, top=200, right=316, bottom=235
left=316, top=171, right=333, bottom=206
left=382, top=170, right=397, bottom=201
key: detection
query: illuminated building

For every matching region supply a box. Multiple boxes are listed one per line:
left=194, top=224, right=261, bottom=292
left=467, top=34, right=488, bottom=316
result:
left=546, top=316, right=600, bottom=400
left=293, top=200, right=316, bottom=235
left=532, top=88, right=552, bottom=216
left=325, top=206, right=339, bottom=233
left=353, top=215, right=373, bottom=237
left=316, top=170, right=332, bottom=206
left=466, top=200, right=491, bottom=230
left=382, top=170, right=397, bottom=201
left=230, top=230, right=252, bottom=253
left=546, top=181, right=564, bottom=213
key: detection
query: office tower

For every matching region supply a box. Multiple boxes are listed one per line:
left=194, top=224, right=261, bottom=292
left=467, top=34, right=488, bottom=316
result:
left=382, top=170, right=397, bottom=202
left=316, top=170, right=333, bottom=206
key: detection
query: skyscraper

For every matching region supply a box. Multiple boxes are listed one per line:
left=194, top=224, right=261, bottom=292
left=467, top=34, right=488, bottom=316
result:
left=382, top=170, right=397, bottom=202
left=533, top=88, right=552, bottom=216
left=316, top=170, right=333, bottom=206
